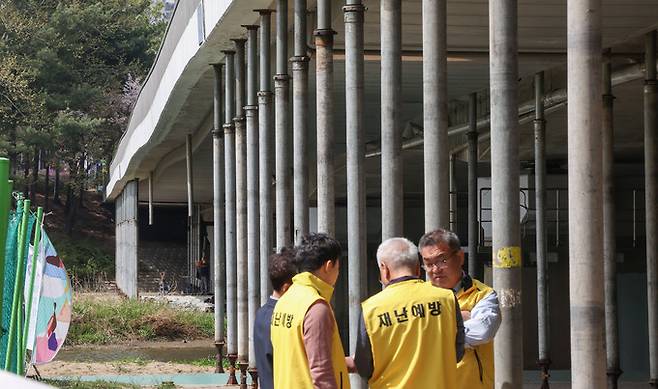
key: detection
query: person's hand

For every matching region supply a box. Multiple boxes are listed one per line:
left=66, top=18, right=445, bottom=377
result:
left=345, top=356, right=357, bottom=373
left=461, top=310, right=471, bottom=321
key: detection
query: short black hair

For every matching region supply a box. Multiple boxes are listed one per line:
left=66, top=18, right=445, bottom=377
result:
left=294, top=233, right=342, bottom=273
left=269, top=247, right=297, bottom=292
left=418, top=228, right=461, bottom=252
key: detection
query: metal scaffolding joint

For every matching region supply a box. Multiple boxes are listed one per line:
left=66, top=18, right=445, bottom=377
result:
left=290, top=55, right=311, bottom=63
left=223, top=123, right=235, bottom=134
left=343, top=4, right=366, bottom=13
left=314, top=28, right=337, bottom=37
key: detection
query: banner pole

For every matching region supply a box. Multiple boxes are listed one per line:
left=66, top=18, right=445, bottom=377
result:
left=22, top=207, right=43, bottom=364
left=0, top=158, right=10, bottom=316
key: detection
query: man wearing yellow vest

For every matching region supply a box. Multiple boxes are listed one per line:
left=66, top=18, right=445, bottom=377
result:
left=418, top=228, right=501, bottom=389
left=347, top=237, right=464, bottom=389
left=270, top=233, right=350, bottom=389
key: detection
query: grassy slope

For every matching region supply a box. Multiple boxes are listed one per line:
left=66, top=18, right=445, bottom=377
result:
left=68, top=294, right=213, bottom=345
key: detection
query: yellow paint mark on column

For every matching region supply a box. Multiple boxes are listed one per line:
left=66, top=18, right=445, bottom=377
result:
left=493, top=246, right=522, bottom=268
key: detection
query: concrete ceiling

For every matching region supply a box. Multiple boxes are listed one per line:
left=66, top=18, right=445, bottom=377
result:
left=140, top=0, right=658, bottom=203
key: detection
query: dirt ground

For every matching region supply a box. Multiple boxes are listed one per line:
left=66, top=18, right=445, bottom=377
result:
left=35, top=361, right=212, bottom=377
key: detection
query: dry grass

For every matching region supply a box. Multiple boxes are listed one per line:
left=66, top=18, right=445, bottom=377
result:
left=67, top=293, right=213, bottom=345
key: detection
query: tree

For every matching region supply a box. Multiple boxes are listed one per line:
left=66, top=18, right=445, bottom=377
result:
left=0, top=0, right=166, bottom=234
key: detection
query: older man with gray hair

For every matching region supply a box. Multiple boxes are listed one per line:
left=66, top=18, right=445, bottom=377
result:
left=419, top=228, right=501, bottom=389
left=346, top=237, right=464, bottom=389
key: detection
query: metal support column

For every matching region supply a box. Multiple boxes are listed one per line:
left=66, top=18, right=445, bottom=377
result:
left=381, top=0, right=402, bottom=240
left=645, top=30, right=658, bottom=389
left=275, top=0, right=291, bottom=250
left=449, top=153, right=456, bottom=231
left=232, top=38, right=249, bottom=379
left=489, top=0, right=523, bottom=387
left=534, top=71, right=551, bottom=388
left=222, top=49, right=239, bottom=385
left=603, top=52, right=621, bottom=389
left=212, top=63, right=226, bottom=373
left=292, top=0, right=309, bottom=243
left=257, top=9, right=274, bottom=304
left=148, top=171, right=154, bottom=226
left=422, top=0, right=449, bottom=232
left=316, top=0, right=335, bottom=235
left=244, top=25, right=260, bottom=378
left=186, top=134, right=194, bottom=218
left=467, top=93, right=479, bottom=279
left=567, top=1, right=605, bottom=387
left=344, top=1, right=367, bottom=388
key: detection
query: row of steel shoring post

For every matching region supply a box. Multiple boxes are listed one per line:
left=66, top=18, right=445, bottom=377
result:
left=204, top=1, right=658, bottom=388
left=210, top=1, right=370, bottom=384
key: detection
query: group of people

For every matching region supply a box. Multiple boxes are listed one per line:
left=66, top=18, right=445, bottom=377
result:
left=253, top=228, right=502, bottom=389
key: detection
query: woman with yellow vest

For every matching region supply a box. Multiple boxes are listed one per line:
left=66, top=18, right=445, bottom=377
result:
left=270, top=233, right=350, bottom=389
left=347, top=237, right=464, bottom=389
left=419, top=229, right=502, bottom=389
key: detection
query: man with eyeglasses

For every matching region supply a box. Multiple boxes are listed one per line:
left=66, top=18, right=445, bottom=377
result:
left=418, top=228, right=501, bottom=389
left=346, top=237, right=464, bottom=389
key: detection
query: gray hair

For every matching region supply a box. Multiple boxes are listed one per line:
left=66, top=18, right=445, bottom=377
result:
left=418, top=228, right=461, bottom=251
left=376, top=237, right=419, bottom=271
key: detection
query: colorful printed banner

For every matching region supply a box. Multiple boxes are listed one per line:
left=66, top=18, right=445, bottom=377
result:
left=24, top=230, right=72, bottom=364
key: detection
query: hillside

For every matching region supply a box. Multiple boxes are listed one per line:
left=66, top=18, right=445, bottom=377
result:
left=25, top=183, right=116, bottom=287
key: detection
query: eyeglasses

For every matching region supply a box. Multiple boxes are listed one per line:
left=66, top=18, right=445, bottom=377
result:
left=421, top=251, right=455, bottom=271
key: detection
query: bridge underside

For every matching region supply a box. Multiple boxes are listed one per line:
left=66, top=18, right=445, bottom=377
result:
left=108, top=0, right=658, bottom=385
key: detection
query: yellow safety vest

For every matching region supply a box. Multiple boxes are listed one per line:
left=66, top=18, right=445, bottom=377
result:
left=361, top=278, right=458, bottom=389
left=270, top=272, right=350, bottom=389
left=456, top=277, right=495, bottom=389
